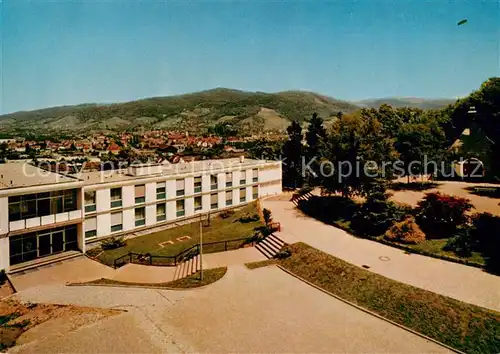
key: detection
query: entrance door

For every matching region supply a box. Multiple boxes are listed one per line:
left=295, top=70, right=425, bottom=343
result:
left=38, top=234, right=51, bottom=257
left=52, top=231, right=65, bottom=253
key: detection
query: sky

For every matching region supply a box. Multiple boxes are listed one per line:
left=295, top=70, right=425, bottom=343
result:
left=1, top=0, right=499, bottom=114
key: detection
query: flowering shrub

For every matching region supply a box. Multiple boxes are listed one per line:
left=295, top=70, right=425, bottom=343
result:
left=416, top=192, right=473, bottom=238
left=385, top=217, right=426, bottom=244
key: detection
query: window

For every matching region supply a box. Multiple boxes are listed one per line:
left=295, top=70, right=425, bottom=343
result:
left=110, top=188, right=122, bottom=208
left=135, top=207, right=146, bottom=226
left=225, top=190, right=232, bottom=206
left=176, top=179, right=185, bottom=196
left=210, top=175, right=218, bottom=190
left=156, top=203, right=166, bottom=222
left=111, top=212, right=123, bottom=232
left=210, top=193, right=218, bottom=209
left=135, top=185, right=145, bottom=204
left=156, top=182, right=166, bottom=200
left=9, top=225, right=78, bottom=265
left=194, top=196, right=202, bottom=211
left=252, top=169, right=258, bottom=182
left=252, top=186, right=258, bottom=199
left=8, top=190, right=78, bottom=222
left=226, top=172, right=232, bottom=187
left=176, top=199, right=185, bottom=217
left=240, top=172, right=246, bottom=185
left=85, top=217, right=97, bottom=238
left=240, top=188, right=246, bottom=203
left=84, top=191, right=96, bottom=213
left=194, top=176, right=202, bottom=193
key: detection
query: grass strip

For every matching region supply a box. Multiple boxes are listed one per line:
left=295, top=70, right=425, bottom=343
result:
left=245, top=259, right=276, bottom=269
left=76, top=267, right=227, bottom=289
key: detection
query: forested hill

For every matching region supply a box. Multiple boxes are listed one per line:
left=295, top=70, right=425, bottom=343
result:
left=0, top=88, right=456, bottom=135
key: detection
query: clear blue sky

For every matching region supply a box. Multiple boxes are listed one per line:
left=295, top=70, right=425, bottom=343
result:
left=1, top=0, right=499, bottom=114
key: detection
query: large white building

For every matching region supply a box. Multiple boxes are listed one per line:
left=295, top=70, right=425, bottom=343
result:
left=0, top=157, right=282, bottom=272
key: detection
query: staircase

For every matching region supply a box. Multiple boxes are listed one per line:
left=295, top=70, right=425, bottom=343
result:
left=291, top=191, right=314, bottom=206
left=255, top=234, right=285, bottom=259
left=173, top=254, right=201, bottom=281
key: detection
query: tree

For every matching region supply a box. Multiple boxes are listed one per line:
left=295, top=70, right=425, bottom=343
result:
left=321, top=113, right=397, bottom=198
left=282, top=121, right=304, bottom=189
left=305, top=113, right=327, bottom=185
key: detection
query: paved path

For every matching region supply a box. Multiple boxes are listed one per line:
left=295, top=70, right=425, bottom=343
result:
left=263, top=197, right=500, bottom=312
left=10, top=247, right=266, bottom=290
left=14, top=265, right=449, bottom=353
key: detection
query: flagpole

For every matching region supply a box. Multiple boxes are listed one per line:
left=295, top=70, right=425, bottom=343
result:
left=199, top=213, right=203, bottom=281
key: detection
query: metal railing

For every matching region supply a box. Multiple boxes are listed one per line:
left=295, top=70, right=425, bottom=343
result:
left=112, top=236, right=258, bottom=269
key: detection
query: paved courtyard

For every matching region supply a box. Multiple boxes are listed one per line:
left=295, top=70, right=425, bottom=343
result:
left=13, top=265, right=449, bottom=353
left=263, top=197, right=500, bottom=312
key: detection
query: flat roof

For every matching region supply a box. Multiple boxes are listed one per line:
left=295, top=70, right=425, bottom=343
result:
left=73, top=158, right=277, bottom=186
left=0, top=163, right=79, bottom=190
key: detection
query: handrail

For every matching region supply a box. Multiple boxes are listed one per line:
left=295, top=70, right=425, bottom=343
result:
left=112, top=235, right=258, bottom=268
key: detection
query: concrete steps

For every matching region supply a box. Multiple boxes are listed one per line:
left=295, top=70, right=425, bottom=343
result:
left=255, top=234, right=285, bottom=259
left=173, top=254, right=201, bottom=281
left=8, top=251, right=83, bottom=275
left=291, top=192, right=313, bottom=206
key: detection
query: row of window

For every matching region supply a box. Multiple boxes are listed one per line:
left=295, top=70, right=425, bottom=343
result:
left=8, top=190, right=78, bottom=222
left=84, top=187, right=258, bottom=239
left=84, top=170, right=259, bottom=214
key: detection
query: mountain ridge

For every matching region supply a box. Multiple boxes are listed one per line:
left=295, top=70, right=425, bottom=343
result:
left=0, top=88, right=455, bottom=134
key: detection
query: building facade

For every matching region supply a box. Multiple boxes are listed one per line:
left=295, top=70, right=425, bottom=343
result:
left=0, top=158, right=282, bottom=271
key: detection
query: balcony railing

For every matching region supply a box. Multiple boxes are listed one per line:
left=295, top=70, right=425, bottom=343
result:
left=9, top=210, right=82, bottom=232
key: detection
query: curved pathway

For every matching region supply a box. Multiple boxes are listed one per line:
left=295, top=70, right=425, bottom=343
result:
left=262, top=197, right=500, bottom=312
left=14, top=265, right=450, bottom=353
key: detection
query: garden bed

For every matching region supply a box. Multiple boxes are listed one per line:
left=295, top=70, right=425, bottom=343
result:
left=278, top=243, right=500, bottom=354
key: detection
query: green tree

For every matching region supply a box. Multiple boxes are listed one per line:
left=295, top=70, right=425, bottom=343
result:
left=321, top=113, right=397, bottom=198
left=305, top=113, right=327, bottom=185
left=282, top=121, right=304, bottom=189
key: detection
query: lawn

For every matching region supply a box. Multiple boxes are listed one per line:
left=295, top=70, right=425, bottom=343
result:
left=278, top=243, right=500, bottom=354
left=408, top=238, right=486, bottom=265
left=96, top=202, right=263, bottom=267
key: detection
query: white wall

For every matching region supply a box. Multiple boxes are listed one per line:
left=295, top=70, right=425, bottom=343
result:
left=97, top=213, right=111, bottom=237
left=167, top=200, right=176, bottom=220
left=122, top=185, right=134, bottom=208
left=166, top=179, right=176, bottom=199
left=185, top=177, right=194, bottom=195
left=96, top=189, right=110, bottom=213
left=123, top=209, right=135, bottom=231
left=146, top=205, right=156, bottom=226
left=185, top=196, right=194, bottom=217
left=0, top=197, right=8, bottom=236
left=145, top=182, right=156, bottom=203
left=0, top=237, right=9, bottom=270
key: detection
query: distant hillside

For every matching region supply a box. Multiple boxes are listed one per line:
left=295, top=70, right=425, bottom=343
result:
left=0, top=88, right=358, bottom=135
left=355, top=97, right=457, bottom=110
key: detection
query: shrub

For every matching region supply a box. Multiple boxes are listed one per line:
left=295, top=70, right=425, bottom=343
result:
left=274, top=249, right=292, bottom=259
left=298, top=195, right=359, bottom=224
left=238, top=213, right=260, bottom=223
left=101, top=236, right=126, bottom=250
left=416, top=192, right=473, bottom=238
left=351, top=186, right=412, bottom=237
left=385, top=217, right=426, bottom=244
left=219, top=209, right=235, bottom=219
left=444, top=227, right=474, bottom=257
left=263, top=208, right=273, bottom=225
left=470, top=212, right=500, bottom=273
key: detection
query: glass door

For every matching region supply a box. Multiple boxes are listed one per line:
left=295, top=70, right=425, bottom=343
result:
left=52, top=231, right=65, bottom=253
left=38, top=234, right=51, bottom=257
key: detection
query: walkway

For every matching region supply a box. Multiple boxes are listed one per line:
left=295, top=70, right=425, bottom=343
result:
left=13, top=265, right=449, bottom=353
left=10, top=247, right=266, bottom=290
left=262, top=197, right=500, bottom=312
